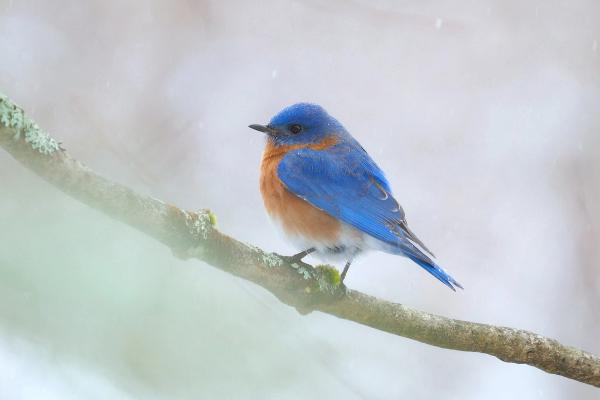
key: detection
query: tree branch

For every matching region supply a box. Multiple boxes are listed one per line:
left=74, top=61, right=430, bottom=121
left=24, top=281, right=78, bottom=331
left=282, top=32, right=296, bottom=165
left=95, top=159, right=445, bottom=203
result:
left=1, top=93, right=599, bottom=388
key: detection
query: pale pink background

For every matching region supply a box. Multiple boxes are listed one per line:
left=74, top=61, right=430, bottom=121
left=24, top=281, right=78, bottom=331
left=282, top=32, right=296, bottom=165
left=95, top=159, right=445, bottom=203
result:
left=0, top=1, right=599, bottom=398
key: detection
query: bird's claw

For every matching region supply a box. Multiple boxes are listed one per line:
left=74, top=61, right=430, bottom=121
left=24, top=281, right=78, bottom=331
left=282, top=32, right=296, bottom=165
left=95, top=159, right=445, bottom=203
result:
left=283, top=247, right=316, bottom=265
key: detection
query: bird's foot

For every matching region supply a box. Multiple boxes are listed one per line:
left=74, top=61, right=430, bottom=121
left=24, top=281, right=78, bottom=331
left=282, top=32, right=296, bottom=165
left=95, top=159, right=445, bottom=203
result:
left=283, top=247, right=316, bottom=265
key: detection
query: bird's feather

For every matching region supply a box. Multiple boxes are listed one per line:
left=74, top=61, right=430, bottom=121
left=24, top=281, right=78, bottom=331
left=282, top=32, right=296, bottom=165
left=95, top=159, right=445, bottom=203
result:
left=277, top=142, right=462, bottom=290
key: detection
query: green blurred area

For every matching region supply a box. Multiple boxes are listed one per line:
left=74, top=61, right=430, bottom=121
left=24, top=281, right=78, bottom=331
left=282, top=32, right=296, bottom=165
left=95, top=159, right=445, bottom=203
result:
left=0, top=169, right=363, bottom=399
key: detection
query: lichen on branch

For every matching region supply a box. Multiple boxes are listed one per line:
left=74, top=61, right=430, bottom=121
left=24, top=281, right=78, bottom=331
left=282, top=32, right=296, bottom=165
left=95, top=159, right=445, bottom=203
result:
left=0, top=94, right=60, bottom=154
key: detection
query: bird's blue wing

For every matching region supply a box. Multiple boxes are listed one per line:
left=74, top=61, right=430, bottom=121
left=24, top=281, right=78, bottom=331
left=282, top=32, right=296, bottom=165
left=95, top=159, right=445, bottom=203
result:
left=278, top=145, right=462, bottom=290
left=278, top=146, right=404, bottom=245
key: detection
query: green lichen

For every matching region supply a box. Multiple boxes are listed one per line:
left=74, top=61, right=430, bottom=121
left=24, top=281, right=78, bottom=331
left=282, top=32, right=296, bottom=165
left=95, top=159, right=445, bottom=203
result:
left=261, top=252, right=283, bottom=268
left=246, top=245, right=283, bottom=268
left=0, top=94, right=60, bottom=154
left=207, top=210, right=217, bottom=226
left=185, top=210, right=213, bottom=240
left=297, top=265, right=313, bottom=280
left=315, top=264, right=341, bottom=293
left=287, top=260, right=314, bottom=279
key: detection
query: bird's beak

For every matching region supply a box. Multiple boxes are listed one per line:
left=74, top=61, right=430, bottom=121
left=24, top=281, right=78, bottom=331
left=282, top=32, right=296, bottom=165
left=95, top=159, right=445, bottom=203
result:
left=248, top=124, right=277, bottom=136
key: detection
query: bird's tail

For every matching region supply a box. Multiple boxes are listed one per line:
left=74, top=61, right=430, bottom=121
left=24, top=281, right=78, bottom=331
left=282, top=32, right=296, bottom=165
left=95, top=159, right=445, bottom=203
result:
left=405, top=252, right=463, bottom=291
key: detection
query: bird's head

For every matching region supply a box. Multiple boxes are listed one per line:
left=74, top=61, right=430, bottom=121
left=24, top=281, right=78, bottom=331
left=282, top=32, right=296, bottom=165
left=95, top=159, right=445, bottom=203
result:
left=249, top=103, right=345, bottom=146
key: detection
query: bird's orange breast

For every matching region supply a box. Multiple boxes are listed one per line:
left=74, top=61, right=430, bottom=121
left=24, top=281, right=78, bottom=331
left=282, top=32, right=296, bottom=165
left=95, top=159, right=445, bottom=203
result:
left=260, top=137, right=341, bottom=242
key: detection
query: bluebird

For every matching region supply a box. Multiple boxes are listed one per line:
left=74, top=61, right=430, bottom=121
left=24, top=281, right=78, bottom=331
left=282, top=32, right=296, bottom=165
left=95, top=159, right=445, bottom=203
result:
left=249, top=103, right=462, bottom=290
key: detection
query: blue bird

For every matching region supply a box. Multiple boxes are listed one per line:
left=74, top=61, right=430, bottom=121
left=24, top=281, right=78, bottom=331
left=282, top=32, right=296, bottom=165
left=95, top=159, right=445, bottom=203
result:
left=249, top=103, right=462, bottom=290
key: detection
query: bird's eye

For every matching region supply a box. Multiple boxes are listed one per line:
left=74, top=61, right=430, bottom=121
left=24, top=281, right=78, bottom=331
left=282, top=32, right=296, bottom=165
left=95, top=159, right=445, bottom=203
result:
left=289, top=124, right=303, bottom=134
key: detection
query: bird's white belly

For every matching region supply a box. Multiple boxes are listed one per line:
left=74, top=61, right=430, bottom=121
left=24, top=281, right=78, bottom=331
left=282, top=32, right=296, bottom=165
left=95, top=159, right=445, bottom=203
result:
left=270, top=214, right=382, bottom=261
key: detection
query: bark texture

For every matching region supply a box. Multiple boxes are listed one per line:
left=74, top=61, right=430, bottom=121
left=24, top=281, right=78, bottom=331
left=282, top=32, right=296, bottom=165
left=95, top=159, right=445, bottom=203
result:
left=1, top=93, right=599, bottom=388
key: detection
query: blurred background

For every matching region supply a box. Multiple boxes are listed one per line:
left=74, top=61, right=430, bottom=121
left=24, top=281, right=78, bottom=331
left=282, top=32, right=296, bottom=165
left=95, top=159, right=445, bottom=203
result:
left=1, top=0, right=599, bottom=398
